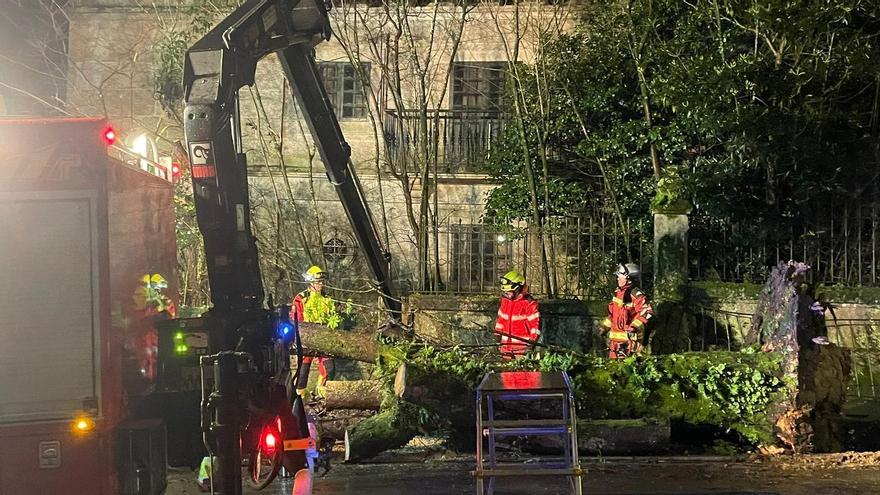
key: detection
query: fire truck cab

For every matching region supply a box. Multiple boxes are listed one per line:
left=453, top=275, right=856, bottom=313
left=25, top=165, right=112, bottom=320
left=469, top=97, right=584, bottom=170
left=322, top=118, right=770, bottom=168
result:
left=0, top=117, right=177, bottom=495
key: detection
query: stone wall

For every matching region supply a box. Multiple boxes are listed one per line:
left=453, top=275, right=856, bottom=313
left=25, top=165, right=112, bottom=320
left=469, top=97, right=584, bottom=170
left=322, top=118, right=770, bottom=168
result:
left=0, top=1, right=69, bottom=116
left=402, top=281, right=880, bottom=361
left=66, top=1, right=176, bottom=154
left=687, top=281, right=880, bottom=348
left=406, top=293, right=609, bottom=353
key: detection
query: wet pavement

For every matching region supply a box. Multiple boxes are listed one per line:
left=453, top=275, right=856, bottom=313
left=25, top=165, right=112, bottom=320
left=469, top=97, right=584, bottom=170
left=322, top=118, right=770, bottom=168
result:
left=165, top=456, right=880, bottom=495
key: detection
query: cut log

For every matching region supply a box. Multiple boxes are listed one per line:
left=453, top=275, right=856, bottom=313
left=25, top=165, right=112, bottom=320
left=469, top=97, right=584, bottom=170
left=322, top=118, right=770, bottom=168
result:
left=322, top=380, right=384, bottom=411
left=297, top=323, right=382, bottom=363
left=393, top=363, right=471, bottom=419
left=393, top=362, right=476, bottom=448
left=343, top=407, right=419, bottom=462
left=316, top=409, right=375, bottom=440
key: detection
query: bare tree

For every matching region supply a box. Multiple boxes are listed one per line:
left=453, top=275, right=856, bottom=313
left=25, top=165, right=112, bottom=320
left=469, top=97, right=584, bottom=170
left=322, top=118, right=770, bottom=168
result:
left=4, top=0, right=578, bottom=303
left=328, top=0, right=477, bottom=291
left=482, top=0, right=575, bottom=297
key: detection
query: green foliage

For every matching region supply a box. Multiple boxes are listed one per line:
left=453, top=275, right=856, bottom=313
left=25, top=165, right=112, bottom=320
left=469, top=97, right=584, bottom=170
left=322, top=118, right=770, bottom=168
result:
left=174, top=165, right=200, bottom=247
left=483, top=124, right=592, bottom=224
left=177, top=305, right=207, bottom=318
left=486, top=0, right=880, bottom=234
left=302, top=292, right=356, bottom=329
left=483, top=170, right=590, bottom=225
left=403, top=345, right=785, bottom=445
left=651, top=166, right=691, bottom=213
left=153, top=29, right=188, bottom=114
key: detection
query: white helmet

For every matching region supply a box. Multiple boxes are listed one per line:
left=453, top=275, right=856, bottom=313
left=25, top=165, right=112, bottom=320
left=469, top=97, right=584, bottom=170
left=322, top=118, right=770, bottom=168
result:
left=615, top=263, right=641, bottom=280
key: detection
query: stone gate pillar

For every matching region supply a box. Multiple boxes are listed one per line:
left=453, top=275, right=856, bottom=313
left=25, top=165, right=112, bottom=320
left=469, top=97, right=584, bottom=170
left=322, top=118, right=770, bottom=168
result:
left=650, top=203, right=691, bottom=353
left=653, top=207, right=690, bottom=300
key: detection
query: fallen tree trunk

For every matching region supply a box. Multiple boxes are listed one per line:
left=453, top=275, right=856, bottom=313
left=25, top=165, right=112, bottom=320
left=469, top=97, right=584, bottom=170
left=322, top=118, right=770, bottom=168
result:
left=393, top=363, right=557, bottom=424
left=316, top=409, right=375, bottom=440
left=394, top=362, right=470, bottom=415
left=344, top=407, right=419, bottom=462
left=296, top=322, right=410, bottom=363
left=393, top=362, right=476, bottom=448
left=299, top=324, right=782, bottom=460
left=297, top=323, right=380, bottom=363
left=526, top=418, right=671, bottom=455
left=323, top=380, right=384, bottom=411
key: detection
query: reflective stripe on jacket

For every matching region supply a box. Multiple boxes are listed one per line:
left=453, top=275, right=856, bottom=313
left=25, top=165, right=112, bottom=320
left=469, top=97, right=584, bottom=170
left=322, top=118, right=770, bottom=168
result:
left=602, top=285, right=653, bottom=338
left=495, top=291, right=540, bottom=357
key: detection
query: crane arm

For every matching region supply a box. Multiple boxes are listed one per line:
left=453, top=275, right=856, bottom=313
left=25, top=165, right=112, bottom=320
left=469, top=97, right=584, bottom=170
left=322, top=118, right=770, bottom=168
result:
left=183, top=0, right=400, bottom=320
left=181, top=2, right=400, bottom=493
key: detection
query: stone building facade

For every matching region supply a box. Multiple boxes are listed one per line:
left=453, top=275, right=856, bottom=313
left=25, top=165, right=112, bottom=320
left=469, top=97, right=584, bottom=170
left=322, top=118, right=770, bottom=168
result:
left=58, top=0, right=575, bottom=294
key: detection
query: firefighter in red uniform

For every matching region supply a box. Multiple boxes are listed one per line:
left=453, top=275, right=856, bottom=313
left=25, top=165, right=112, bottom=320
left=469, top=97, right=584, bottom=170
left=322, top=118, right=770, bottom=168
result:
left=600, top=263, right=653, bottom=359
left=494, top=270, right=541, bottom=359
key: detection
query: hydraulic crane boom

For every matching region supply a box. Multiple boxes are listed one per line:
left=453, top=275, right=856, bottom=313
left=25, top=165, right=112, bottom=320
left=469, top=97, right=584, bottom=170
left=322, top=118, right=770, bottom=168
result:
left=183, top=0, right=400, bottom=319
left=181, top=1, right=400, bottom=493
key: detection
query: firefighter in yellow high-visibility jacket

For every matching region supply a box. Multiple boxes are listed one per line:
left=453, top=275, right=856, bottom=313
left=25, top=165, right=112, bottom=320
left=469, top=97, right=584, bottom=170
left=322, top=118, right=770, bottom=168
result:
left=291, top=265, right=339, bottom=396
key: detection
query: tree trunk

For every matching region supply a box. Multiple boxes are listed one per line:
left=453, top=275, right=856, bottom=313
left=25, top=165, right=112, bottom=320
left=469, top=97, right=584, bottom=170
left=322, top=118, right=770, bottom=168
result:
left=393, top=363, right=475, bottom=447
left=525, top=418, right=671, bottom=455
left=315, top=409, right=375, bottom=440
left=297, top=321, right=408, bottom=363
left=297, top=323, right=381, bottom=363
left=322, top=380, right=384, bottom=411
left=344, top=407, right=419, bottom=462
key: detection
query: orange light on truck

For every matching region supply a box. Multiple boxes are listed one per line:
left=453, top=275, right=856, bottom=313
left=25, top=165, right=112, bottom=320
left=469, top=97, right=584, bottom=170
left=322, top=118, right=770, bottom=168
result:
left=73, top=417, right=96, bottom=433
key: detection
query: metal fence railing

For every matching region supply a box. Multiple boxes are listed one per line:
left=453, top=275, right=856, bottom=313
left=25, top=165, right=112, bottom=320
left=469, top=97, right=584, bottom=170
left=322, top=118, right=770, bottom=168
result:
left=692, top=306, right=880, bottom=403
left=691, top=306, right=754, bottom=352
left=434, top=216, right=651, bottom=299
left=827, top=319, right=880, bottom=403
left=691, top=200, right=880, bottom=286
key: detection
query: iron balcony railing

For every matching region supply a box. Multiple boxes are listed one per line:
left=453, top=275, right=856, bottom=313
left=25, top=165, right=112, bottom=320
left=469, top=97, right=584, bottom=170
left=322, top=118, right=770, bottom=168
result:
left=383, top=108, right=506, bottom=174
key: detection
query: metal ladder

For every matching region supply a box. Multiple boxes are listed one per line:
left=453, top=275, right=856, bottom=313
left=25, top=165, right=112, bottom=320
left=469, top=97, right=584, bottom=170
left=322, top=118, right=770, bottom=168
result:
left=473, top=371, right=583, bottom=495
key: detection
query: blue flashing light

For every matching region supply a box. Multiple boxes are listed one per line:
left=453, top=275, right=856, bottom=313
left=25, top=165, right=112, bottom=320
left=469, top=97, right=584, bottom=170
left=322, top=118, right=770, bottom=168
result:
left=278, top=322, right=293, bottom=339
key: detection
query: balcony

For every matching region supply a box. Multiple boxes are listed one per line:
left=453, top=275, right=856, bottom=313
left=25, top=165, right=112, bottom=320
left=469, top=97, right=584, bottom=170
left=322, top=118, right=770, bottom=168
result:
left=383, top=109, right=506, bottom=174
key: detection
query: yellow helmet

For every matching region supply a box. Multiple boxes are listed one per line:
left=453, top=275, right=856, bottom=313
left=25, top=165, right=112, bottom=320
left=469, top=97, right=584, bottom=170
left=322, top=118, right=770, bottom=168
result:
left=304, top=265, right=327, bottom=282
left=499, top=270, right=525, bottom=292
left=141, top=273, right=168, bottom=289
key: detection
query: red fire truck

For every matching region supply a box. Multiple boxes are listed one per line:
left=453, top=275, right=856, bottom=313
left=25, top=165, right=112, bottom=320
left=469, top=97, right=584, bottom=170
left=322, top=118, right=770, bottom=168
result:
left=0, top=118, right=177, bottom=495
